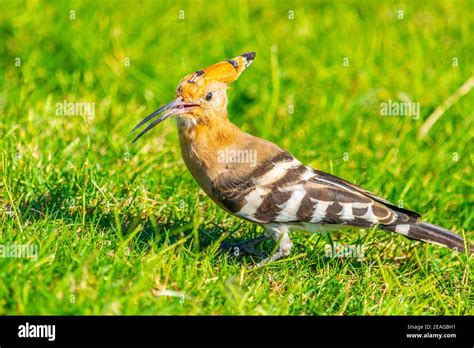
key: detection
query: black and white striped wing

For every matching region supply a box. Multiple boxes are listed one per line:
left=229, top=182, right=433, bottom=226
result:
left=213, top=151, right=420, bottom=228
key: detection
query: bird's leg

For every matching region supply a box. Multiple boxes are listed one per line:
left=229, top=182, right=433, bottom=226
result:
left=254, top=224, right=293, bottom=268
left=220, top=235, right=268, bottom=257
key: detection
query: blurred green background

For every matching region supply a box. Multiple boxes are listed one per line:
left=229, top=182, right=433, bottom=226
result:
left=0, top=0, right=473, bottom=315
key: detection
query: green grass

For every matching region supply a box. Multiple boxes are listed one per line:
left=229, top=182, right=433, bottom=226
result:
left=1, top=0, right=473, bottom=315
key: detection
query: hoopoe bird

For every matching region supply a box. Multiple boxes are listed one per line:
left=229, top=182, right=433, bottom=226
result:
left=132, top=52, right=473, bottom=266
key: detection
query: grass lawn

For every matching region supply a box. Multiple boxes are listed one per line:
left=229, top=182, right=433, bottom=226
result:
left=1, top=0, right=473, bottom=315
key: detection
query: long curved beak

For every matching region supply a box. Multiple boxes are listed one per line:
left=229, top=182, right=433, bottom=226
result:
left=130, top=97, right=199, bottom=143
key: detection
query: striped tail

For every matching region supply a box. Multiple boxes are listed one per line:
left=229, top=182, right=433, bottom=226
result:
left=387, top=222, right=473, bottom=252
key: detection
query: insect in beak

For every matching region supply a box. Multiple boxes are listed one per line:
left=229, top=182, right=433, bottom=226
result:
left=131, top=97, right=199, bottom=143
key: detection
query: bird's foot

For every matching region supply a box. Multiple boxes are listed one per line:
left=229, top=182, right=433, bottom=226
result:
left=251, top=224, right=293, bottom=269
left=252, top=250, right=288, bottom=268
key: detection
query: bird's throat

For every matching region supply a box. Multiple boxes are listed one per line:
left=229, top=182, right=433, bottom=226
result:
left=177, top=115, right=242, bottom=189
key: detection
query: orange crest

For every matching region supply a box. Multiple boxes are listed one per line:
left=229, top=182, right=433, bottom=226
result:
left=177, top=52, right=255, bottom=100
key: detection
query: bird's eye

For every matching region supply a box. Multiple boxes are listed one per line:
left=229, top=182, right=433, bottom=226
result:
left=205, top=92, right=213, bottom=101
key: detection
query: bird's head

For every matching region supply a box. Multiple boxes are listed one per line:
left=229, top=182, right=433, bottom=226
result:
left=131, top=52, right=256, bottom=142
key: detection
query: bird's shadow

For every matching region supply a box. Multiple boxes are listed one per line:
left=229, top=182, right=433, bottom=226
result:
left=14, top=185, right=267, bottom=263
